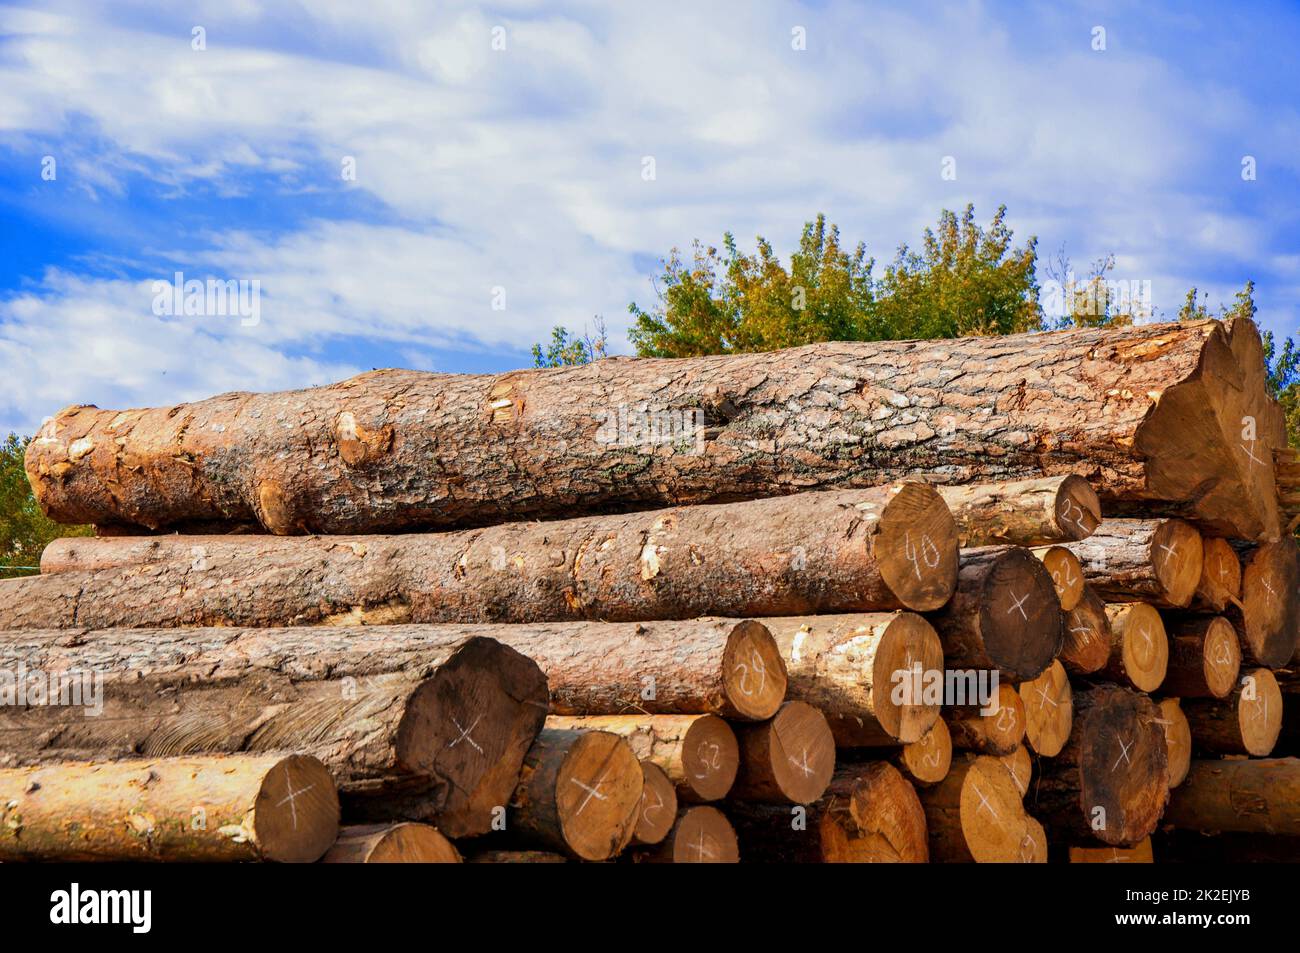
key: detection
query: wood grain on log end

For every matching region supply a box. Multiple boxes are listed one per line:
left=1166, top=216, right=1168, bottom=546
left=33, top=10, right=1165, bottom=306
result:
left=1060, top=585, right=1111, bottom=675
left=1102, top=602, right=1168, bottom=693
left=720, top=619, right=788, bottom=720
left=1183, top=667, right=1282, bottom=757
left=1033, top=545, right=1084, bottom=612
left=645, top=806, right=739, bottom=863
left=919, top=754, right=1037, bottom=862
left=874, top=482, right=960, bottom=611
left=1237, top=540, right=1300, bottom=668
left=947, top=682, right=1026, bottom=756
left=1194, top=537, right=1241, bottom=612
left=1155, top=698, right=1191, bottom=789
left=320, top=823, right=461, bottom=863
left=898, top=717, right=952, bottom=786
left=1018, top=660, right=1073, bottom=757
left=1163, top=615, right=1240, bottom=699
left=632, top=761, right=678, bottom=846
left=998, top=744, right=1033, bottom=799
left=732, top=701, right=836, bottom=804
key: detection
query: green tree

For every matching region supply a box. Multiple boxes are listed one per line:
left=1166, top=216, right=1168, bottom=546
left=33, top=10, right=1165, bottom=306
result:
left=531, top=317, right=609, bottom=368
left=624, top=205, right=1040, bottom=357
left=0, top=433, right=91, bottom=578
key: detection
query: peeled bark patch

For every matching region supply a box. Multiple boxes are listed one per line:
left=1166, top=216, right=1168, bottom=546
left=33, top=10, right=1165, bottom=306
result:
left=24, top=319, right=1285, bottom=540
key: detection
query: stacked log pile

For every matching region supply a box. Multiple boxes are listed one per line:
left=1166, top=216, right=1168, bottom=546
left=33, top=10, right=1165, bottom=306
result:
left=3, top=316, right=1297, bottom=863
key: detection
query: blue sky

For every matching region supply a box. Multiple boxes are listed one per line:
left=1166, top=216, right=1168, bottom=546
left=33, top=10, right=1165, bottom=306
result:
left=1, top=0, right=1298, bottom=435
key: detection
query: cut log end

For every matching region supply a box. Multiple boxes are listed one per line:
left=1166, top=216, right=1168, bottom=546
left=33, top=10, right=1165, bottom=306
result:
left=1018, top=660, right=1073, bottom=757
left=632, top=761, right=678, bottom=846
left=253, top=755, right=343, bottom=863
left=734, top=701, right=836, bottom=804
left=977, top=548, right=1063, bottom=681
left=1061, top=585, right=1112, bottom=675
left=654, top=806, right=740, bottom=863
left=1055, top=475, right=1102, bottom=540
left=999, top=745, right=1033, bottom=799
left=875, top=482, right=960, bottom=611
left=551, top=731, right=644, bottom=861
left=947, top=682, right=1026, bottom=756
left=1165, top=615, right=1241, bottom=699
left=393, top=636, right=549, bottom=838
left=952, top=756, right=1031, bottom=862
left=1035, top=545, right=1084, bottom=612
left=828, top=763, right=929, bottom=863
left=1156, top=698, right=1191, bottom=789
left=720, top=620, right=788, bottom=721
left=873, top=612, right=944, bottom=743
left=1150, top=519, right=1204, bottom=607
left=1237, top=668, right=1283, bottom=757
left=320, top=823, right=462, bottom=863
left=1195, top=537, right=1241, bottom=612
left=1239, top=541, right=1300, bottom=668
left=899, top=717, right=952, bottom=786
left=1104, top=602, right=1169, bottom=693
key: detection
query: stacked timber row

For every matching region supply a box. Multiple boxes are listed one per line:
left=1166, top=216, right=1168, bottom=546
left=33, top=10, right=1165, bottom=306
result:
left=3, top=316, right=1297, bottom=863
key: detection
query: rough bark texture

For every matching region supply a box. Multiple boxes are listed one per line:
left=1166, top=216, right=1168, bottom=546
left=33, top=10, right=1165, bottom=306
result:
left=728, top=762, right=928, bottom=862
left=1164, top=759, right=1300, bottom=835
left=761, top=612, right=942, bottom=746
left=0, top=753, right=338, bottom=862
left=320, top=823, right=462, bottom=863
left=1059, top=584, right=1111, bottom=675
left=917, top=754, right=1043, bottom=862
left=25, top=319, right=1285, bottom=540
left=0, top=626, right=548, bottom=838
left=926, top=546, right=1063, bottom=681
left=731, top=701, right=836, bottom=804
left=1034, top=685, right=1169, bottom=847
left=508, top=728, right=643, bottom=861
left=19, top=483, right=958, bottom=629
left=1066, top=519, right=1203, bottom=608
left=1160, top=615, right=1241, bottom=699
left=1181, top=667, right=1282, bottom=757
left=543, top=714, right=738, bottom=803
left=936, top=475, right=1100, bottom=547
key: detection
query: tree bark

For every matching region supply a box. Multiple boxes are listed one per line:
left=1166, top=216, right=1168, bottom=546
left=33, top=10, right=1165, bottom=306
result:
left=730, top=701, right=836, bottom=804
left=926, top=546, right=1063, bottom=681
left=1181, top=667, right=1281, bottom=757
left=0, top=753, right=338, bottom=862
left=635, top=806, right=739, bottom=863
left=25, top=318, right=1285, bottom=540
left=1164, top=759, right=1300, bottom=835
left=1098, top=602, right=1168, bottom=693
left=1034, top=685, right=1169, bottom=847
left=0, top=625, right=548, bottom=839
left=1017, top=660, right=1073, bottom=757
left=1059, top=584, right=1111, bottom=675
left=543, top=715, right=738, bottom=803
left=760, top=612, right=942, bottom=746
left=631, top=761, right=678, bottom=846
left=1192, top=537, right=1241, bottom=612
left=728, top=763, right=928, bottom=862
left=916, top=754, right=1043, bottom=862
left=936, top=475, right=1100, bottom=547
left=945, top=682, right=1026, bottom=756
left=466, top=850, right=567, bottom=863
left=508, top=728, right=643, bottom=861
left=1160, top=615, right=1240, bottom=699
left=1066, top=519, right=1204, bottom=608
left=20, top=482, right=959, bottom=629
left=320, top=823, right=461, bottom=863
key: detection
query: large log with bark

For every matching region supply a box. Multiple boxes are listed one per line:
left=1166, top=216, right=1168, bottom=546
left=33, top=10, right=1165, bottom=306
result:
left=1181, top=667, right=1282, bottom=756
left=936, top=475, right=1100, bottom=547
left=508, top=729, right=644, bottom=861
left=926, top=546, right=1063, bottom=681
left=0, top=753, right=338, bottom=862
left=25, top=319, right=1285, bottom=540
left=543, top=715, right=738, bottom=803
left=1164, top=758, right=1300, bottom=835
left=761, top=612, right=943, bottom=746
left=729, top=762, right=928, bottom=862
left=19, top=483, right=958, bottom=628
left=1066, top=519, right=1204, bottom=608
left=917, top=754, right=1043, bottom=862
left=1035, top=685, right=1169, bottom=846
left=0, top=625, right=548, bottom=838
left=320, top=823, right=461, bottom=863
